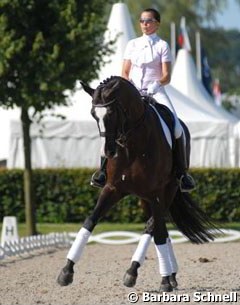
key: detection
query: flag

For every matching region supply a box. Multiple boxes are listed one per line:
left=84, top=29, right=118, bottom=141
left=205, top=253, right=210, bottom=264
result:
left=177, top=16, right=191, bottom=51
left=201, top=47, right=213, bottom=96
left=212, top=78, right=222, bottom=106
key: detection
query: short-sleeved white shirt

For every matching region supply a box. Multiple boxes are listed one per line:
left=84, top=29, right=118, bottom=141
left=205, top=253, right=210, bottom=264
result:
left=123, top=33, right=172, bottom=90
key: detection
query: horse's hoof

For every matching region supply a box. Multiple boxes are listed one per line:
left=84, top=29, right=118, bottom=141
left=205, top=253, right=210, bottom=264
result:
left=57, top=269, right=74, bottom=286
left=159, top=276, right=173, bottom=292
left=159, top=283, right=173, bottom=292
left=123, top=272, right=137, bottom=287
left=169, top=273, right=178, bottom=289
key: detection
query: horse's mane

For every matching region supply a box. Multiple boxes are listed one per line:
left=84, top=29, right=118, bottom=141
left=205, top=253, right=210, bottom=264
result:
left=98, top=76, right=141, bottom=97
left=98, top=76, right=119, bottom=86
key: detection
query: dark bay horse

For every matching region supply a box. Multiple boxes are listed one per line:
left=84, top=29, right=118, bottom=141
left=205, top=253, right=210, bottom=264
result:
left=57, top=76, right=216, bottom=292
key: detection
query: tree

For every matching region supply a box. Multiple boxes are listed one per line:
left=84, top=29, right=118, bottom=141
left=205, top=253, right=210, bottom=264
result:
left=0, top=0, right=114, bottom=235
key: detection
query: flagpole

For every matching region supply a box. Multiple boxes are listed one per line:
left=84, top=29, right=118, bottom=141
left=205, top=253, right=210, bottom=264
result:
left=196, top=31, right=202, bottom=80
left=170, top=22, right=176, bottom=66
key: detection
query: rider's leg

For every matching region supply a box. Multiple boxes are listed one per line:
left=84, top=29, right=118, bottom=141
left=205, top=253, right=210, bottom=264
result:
left=90, top=156, right=107, bottom=188
left=153, top=90, right=195, bottom=192
left=173, top=117, right=196, bottom=192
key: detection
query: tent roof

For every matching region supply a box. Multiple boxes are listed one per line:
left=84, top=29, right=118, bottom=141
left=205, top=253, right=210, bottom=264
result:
left=97, top=2, right=136, bottom=81
left=171, top=49, right=238, bottom=123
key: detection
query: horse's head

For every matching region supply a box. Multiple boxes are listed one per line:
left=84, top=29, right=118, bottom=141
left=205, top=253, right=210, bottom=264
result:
left=81, top=76, right=144, bottom=159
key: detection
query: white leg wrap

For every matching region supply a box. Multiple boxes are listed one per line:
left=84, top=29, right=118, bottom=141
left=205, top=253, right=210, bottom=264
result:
left=155, top=243, right=172, bottom=277
left=167, top=238, right=178, bottom=273
left=131, top=233, right=152, bottom=266
left=67, top=227, right=91, bottom=263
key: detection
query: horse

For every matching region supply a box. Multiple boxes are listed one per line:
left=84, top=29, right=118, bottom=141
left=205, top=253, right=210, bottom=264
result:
left=57, top=76, right=216, bottom=292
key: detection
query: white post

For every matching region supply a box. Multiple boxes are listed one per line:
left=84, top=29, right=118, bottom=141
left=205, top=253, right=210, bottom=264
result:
left=196, top=31, right=202, bottom=81
left=170, top=22, right=176, bottom=66
left=1, top=216, right=19, bottom=247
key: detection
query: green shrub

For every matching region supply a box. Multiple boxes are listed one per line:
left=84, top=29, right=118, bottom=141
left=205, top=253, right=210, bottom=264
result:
left=0, top=168, right=239, bottom=223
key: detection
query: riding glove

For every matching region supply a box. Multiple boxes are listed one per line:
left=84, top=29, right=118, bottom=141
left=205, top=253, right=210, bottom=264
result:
left=147, top=80, right=162, bottom=95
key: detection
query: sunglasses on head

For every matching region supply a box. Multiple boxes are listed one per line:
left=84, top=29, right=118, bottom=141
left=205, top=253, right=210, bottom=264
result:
left=139, top=18, right=157, bottom=24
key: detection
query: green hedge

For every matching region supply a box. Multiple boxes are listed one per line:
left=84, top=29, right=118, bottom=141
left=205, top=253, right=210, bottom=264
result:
left=0, top=168, right=239, bottom=223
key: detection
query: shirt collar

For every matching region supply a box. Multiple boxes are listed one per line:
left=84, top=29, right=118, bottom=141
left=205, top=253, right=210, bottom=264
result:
left=143, top=33, right=159, bottom=44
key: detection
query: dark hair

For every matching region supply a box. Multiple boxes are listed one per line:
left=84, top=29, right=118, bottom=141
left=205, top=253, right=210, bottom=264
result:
left=142, top=8, right=161, bottom=22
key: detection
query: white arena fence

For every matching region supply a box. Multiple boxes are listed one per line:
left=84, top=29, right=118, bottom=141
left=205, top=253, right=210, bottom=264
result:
left=0, top=229, right=240, bottom=261
left=0, top=233, right=71, bottom=261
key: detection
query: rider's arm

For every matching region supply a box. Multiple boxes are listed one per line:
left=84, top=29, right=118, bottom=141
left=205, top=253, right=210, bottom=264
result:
left=122, top=59, right=132, bottom=80
left=159, top=61, right=171, bottom=86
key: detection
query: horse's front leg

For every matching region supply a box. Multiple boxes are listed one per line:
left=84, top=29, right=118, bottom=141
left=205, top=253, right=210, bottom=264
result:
left=123, top=216, right=153, bottom=287
left=57, top=185, right=122, bottom=286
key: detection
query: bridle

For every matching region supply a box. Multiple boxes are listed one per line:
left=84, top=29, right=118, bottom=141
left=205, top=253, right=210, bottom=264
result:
left=92, top=96, right=147, bottom=151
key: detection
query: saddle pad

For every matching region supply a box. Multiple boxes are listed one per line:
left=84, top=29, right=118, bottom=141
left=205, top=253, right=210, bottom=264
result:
left=150, top=104, right=174, bottom=149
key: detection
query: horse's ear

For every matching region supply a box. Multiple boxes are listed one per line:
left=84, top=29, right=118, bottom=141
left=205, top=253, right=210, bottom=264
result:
left=80, top=81, right=95, bottom=97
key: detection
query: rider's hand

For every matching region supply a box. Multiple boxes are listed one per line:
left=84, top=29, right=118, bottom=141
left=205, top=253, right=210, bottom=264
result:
left=147, top=81, right=161, bottom=95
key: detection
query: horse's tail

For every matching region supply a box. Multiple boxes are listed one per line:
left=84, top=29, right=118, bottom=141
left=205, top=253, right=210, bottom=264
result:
left=169, top=190, right=218, bottom=244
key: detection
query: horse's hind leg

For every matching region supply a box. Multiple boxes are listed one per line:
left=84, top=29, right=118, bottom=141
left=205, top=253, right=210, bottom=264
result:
left=149, top=196, right=179, bottom=292
left=123, top=217, right=178, bottom=290
left=57, top=186, right=122, bottom=286
left=167, top=237, right=178, bottom=288
left=123, top=204, right=154, bottom=288
left=153, top=220, right=173, bottom=292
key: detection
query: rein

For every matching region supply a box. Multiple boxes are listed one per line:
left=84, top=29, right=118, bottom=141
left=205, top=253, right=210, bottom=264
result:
left=115, top=103, right=147, bottom=148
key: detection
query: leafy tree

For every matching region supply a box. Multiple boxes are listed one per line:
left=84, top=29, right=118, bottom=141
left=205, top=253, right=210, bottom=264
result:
left=0, top=0, right=114, bottom=235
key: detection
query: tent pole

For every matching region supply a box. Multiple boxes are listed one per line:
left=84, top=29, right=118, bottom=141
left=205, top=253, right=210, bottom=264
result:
left=196, top=31, right=202, bottom=81
left=170, top=22, right=176, bottom=67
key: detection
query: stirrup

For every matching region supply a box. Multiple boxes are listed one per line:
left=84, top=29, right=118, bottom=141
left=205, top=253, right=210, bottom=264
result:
left=179, top=174, right=196, bottom=193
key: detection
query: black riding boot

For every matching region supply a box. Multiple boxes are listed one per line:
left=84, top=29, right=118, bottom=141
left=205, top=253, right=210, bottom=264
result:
left=175, top=136, right=196, bottom=192
left=90, top=157, right=107, bottom=188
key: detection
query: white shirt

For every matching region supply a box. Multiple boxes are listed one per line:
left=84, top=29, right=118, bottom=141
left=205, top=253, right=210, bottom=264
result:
left=123, top=33, right=172, bottom=90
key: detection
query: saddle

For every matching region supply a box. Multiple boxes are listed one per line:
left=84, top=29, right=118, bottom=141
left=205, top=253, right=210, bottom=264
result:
left=142, top=96, right=176, bottom=146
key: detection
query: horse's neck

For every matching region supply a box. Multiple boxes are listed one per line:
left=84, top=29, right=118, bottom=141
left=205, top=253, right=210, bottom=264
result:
left=128, top=98, right=145, bottom=125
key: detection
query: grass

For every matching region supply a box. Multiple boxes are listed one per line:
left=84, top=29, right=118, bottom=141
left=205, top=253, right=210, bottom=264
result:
left=0, top=221, right=239, bottom=237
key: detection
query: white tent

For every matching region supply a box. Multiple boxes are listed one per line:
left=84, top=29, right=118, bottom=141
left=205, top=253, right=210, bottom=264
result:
left=165, top=85, right=235, bottom=167
left=8, top=120, right=101, bottom=168
left=0, top=107, right=20, bottom=162
left=170, top=49, right=240, bottom=167
left=171, top=49, right=239, bottom=123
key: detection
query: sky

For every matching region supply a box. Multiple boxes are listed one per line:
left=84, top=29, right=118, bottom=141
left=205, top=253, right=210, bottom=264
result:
left=215, top=0, right=240, bottom=30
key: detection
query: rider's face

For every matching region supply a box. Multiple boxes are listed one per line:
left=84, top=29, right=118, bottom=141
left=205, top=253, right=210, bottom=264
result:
left=139, top=12, right=159, bottom=35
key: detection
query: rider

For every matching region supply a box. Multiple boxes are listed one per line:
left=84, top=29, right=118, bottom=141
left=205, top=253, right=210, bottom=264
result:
left=91, top=8, right=195, bottom=192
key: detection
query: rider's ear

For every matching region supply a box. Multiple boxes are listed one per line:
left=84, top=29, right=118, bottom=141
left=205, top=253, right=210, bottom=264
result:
left=80, top=81, right=95, bottom=97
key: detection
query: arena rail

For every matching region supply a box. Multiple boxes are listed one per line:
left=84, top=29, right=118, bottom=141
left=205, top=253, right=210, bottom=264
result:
left=1, top=229, right=240, bottom=261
